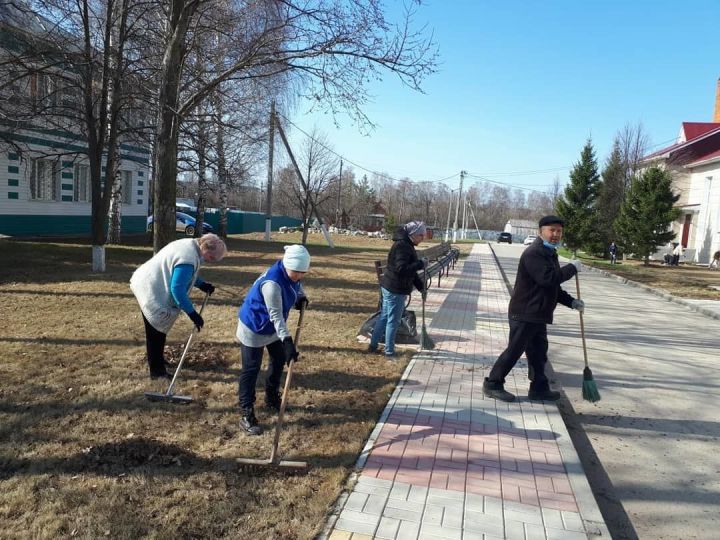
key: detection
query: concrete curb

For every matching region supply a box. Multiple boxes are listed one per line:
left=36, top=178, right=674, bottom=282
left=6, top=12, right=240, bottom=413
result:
left=577, top=262, right=720, bottom=321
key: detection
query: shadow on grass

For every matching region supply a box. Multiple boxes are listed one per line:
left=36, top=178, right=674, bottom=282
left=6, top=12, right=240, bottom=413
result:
left=0, top=437, right=363, bottom=480
left=292, top=370, right=397, bottom=392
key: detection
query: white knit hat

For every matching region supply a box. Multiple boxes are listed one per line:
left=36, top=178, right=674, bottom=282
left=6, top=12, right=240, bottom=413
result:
left=282, top=244, right=311, bottom=272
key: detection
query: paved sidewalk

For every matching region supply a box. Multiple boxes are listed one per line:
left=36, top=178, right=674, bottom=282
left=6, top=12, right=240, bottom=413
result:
left=322, top=244, right=608, bottom=540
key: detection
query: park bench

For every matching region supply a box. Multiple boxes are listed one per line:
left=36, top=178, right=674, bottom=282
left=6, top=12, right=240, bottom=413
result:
left=372, top=241, right=460, bottom=307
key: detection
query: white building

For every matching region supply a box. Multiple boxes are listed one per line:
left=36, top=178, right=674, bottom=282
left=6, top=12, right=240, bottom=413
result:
left=640, top=113, right=720, bottom=264
left=0, top=3, right=150, bottom=237
left=504, top=219, right=536, bottom=240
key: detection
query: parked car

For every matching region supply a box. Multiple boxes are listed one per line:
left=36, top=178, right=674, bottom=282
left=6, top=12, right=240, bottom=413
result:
left=146, top=212, right=213, bottom=237
left=498, top=232, right=513, bottom=244
left=523, top=234, right=537, bottom=246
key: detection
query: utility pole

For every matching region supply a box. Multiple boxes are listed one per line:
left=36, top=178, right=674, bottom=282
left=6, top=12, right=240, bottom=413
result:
left=336, top=159, right=343, bottom=227
left=445, top=188, right=455, bottom=242
left=264, top=100, right=275, bottom=241
left=461, top=190, right=468, bottom=239
left=452, top=170, right=465, bottom=242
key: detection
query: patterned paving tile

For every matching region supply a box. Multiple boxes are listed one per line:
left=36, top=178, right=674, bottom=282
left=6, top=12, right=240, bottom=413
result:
left=323, top=245, right=600, bottom=539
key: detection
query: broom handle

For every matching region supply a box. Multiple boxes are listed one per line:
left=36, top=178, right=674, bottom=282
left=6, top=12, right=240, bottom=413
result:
left=166, top=292, right=210, bottom=396
left=574, top=273, right=589, bottom=369
left=270, top=304, right=305, bottom=464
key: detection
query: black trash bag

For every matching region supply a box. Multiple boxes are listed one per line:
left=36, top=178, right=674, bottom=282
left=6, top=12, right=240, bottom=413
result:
left=358, top=309, right=418, bottom=344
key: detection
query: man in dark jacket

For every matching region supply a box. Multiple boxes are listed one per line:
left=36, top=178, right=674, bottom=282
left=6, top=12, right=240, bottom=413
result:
left=369, top=221, right=427, bottom=358
left=483, top=215, right=584, bottom=402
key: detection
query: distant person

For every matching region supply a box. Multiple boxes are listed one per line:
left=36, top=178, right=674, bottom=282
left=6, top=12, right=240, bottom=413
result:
left=483, top=215, right=584, bottom=402
left=671, top=243, right=683, bottom=266
left=236, top=245, right=310, bottom=435
left=368, top=221, right=427, bottom=358
left=130, top=234, right=226, bottom=379
left=710, top=251, right=720, bottom=271
left=608, top=241, right=618, bottom=264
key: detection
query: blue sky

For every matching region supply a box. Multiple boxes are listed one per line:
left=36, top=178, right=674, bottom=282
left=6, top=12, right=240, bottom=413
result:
left=288, top=0, right=720, bottom=194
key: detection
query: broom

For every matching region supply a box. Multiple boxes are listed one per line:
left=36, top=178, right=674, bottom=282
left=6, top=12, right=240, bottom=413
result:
left=420, top=262, right=435, bottom=350
left=575, top=273, right=600, bottom=402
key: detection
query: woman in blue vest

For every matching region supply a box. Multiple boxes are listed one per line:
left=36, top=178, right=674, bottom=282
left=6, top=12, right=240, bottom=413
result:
left=236, top=244, right=310, bottom=435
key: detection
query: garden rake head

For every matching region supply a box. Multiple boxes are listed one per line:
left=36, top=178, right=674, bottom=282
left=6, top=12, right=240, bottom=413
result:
left=144, top=293, right=210, bottom=405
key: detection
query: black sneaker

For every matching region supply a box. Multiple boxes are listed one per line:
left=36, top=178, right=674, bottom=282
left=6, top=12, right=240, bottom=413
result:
left=483, top=377, right=516, bottom=402
left=528, top=388, right=561, bottom=401
left=366, top=346, right=382, bottom=355
left=150, top=371, right=172, bottom=381
left=240, top=409, right=263, bottom=435
left=264, top=391, right=289, bottom=413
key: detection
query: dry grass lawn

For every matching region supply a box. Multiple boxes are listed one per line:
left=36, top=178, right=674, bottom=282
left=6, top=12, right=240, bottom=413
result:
left=579, top=257, right=720, bottom=299
left=0, top=231, right=445, bottom=539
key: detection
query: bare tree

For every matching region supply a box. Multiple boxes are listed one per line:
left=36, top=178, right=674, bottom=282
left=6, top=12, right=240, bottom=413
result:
left=618, top=122, right=650, bottom=190
left=151, top=0, right=438, bottom=250
left=1, top=0, right=153, bottom=269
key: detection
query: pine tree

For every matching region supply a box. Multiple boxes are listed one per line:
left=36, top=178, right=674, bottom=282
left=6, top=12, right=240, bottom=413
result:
left=596, top=139, right=626, bottom=256
left=555, top=139, right=601, bottom=255
left=614, top=167, right=680, bottom=265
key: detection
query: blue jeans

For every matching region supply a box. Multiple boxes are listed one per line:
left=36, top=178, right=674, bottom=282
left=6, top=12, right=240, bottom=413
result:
left=370, top=288, right=406, bottom=355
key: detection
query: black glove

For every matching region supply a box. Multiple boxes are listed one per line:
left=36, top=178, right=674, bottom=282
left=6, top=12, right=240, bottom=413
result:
left=197, top=281, right=215, bottom=295
left=282, top=337, right=299, bottom=365
left=294, top=295, right=309, bottom=311
left=188, top=310, right=204, bottom=331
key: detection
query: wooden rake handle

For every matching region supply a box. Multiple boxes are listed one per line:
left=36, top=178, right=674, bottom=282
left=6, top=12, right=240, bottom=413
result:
left=269, top=304, right=305, bottom=464
left=575, top=273, right=589, bottom=369
left=166, top=292, right=210, bottom=395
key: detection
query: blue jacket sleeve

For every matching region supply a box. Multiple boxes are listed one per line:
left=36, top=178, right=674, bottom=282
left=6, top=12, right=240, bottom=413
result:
left=171, top=264, right=196, bottom=314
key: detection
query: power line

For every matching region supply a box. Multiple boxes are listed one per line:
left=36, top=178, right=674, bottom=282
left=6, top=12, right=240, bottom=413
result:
left=276, top=112, right=458, bottom=186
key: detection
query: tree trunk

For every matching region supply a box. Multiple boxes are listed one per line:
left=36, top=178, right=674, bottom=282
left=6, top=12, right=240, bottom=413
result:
left=107, top=174, right=122, bottom=244
left=153, top=1, right=198, bottom=252
left=214, top=95, right=228, bottom=238
left=194, top=119, right=208, bottom=237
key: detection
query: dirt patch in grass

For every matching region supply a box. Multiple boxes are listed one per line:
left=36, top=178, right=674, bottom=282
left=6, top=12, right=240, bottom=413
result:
left=0, top=232, right=436, bottom=539
left=580, top=258, right=720, bottom=300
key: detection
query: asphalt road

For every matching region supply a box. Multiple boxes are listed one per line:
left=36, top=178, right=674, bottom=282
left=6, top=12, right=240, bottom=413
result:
left=490, top=242, right=720, bottom=540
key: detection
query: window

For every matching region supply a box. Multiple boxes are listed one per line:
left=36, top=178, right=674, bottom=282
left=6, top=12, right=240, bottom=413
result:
left=121, top=170, right=132, bottom=204
left=30, top=159, right=58, bottom=201
left=74, top=163, right=90, bottom=202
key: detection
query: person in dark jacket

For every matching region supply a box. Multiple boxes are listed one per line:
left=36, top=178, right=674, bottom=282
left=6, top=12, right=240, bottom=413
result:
left=483, top=215, right=584, bottom=402
left=368, top=221, right=427, bottom=358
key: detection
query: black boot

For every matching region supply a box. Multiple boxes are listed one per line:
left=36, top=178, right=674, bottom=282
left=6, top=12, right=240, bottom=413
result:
left=483, top=377, right=516, bottom=402
left=239, top=408, right=263, bottom=435
left=528, top=382, right=561, bottom=401
left=264, top=391, right=289, bottom=413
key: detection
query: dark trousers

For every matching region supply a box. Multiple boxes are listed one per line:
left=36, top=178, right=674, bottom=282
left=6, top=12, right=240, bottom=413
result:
left=488, top=319, right=549, bottom=389
left=142, top=313, right=168, bottom=376
left=238, top=340, right=286, bottom=410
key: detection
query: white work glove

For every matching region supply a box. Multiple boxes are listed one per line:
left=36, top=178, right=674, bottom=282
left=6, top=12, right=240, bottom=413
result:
left=571, top=299, right=585, bottom=313
left=570, top=259, right=582, bottom=272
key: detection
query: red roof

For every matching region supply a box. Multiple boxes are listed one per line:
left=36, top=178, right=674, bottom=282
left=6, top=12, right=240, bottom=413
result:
left=688, top=147, right=720, bottom=166
left=642, top=124, right=720, bottom=162
left=682, top=122, right=720, bottom=140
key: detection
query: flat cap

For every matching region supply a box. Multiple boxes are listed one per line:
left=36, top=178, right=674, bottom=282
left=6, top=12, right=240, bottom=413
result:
left=538, top=215, right=565, bottom=227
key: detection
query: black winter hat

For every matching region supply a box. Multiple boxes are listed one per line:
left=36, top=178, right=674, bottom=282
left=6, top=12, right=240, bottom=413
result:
left=538, top=215, right=564, bottom=227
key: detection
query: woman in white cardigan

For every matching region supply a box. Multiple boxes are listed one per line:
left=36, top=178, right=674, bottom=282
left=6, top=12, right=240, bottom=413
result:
left=130, top=234, right=227, bottom=379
